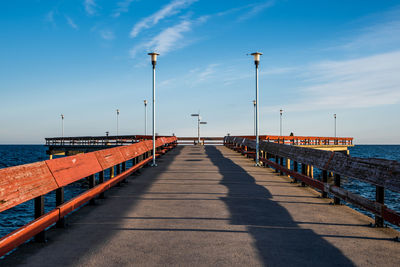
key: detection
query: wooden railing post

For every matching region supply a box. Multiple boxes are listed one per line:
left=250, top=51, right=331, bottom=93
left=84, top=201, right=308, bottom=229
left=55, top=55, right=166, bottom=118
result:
left=99, top=170, right=105, bottom=199
left=293, top=161, right=298, bottom=183
left=322, top=170, right=328, bottom=198
left=275, top=155, right=279, bottom=173
left=34, top=195, right=45, bottom=242
left=301, top=164, right=306, bottom=187
left=89, top=174, right=96, bottom=205
left=279, top=157, right=284, bottom=175
left=56, top=187, right=65, bottom=228
left=334, top=174, right=341, bottom=205
left=375, top=186, right=384, bottom=227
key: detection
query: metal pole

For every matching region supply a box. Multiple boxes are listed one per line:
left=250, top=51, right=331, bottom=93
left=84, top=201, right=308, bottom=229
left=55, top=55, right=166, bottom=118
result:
left=116, top=110, right=119, bottom=137
left=144, top=101, right=147, bottom=135
left=334, top=114, right=336, bottom=138
left=280, top=110, right=282, bottom=136
left=254, top=101, right=256, bottom=136
left=198, top=116, right=200, bottom=144
left=255, top=63, right=260, bottom=166
left=152, top=64, right=156, bottom=166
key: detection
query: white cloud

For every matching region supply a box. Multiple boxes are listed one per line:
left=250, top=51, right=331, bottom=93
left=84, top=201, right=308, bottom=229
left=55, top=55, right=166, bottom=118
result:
left=113, top=0, right=136, bottom=18
left=265, top=51, right=400, bottom=113
left=84, top=0, right=97, bottom=15
left=237, top=1, right=275, bottom=21
left=45, top=10, right=55, bottom=23
left=100, top=29, right=115, bottom=40
left=131, top=20, right=192, bottom=57
left=130, top=0, right=198, bottom=38
left=65, top=16, right=78, bottom=30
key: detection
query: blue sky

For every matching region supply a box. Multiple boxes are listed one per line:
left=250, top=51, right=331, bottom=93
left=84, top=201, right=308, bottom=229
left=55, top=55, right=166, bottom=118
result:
left=0, top=0, right=400, bottom=144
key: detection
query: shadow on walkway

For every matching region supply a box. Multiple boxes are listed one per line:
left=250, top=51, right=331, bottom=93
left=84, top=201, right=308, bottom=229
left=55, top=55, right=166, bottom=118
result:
left=205, top=146, right=354, bottom=267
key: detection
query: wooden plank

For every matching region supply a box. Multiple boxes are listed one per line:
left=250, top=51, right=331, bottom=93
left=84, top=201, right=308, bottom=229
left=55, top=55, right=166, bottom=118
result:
left=0, top=162, right=58, bottom=213
left=94, top=147, right=125, bottom=170
left=45, top=153, right=102, bottom=187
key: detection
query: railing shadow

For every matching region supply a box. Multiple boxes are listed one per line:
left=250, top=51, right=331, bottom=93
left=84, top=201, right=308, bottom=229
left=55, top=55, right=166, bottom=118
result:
left=205, top=146, right=355, bottom=266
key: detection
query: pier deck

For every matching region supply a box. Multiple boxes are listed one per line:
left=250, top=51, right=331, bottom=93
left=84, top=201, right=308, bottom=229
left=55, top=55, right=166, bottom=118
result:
left=4, top=145, right=399, bottom=266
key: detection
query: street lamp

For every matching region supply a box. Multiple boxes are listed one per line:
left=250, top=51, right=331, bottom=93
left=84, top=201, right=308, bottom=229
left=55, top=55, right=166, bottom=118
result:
left=280, top=109, right=283, bottom=136
left=253, top=100, right=256, bottom=136
left=116, top=109, right=120, bottom=137
left=144, top=100, right=148, bottom=135
left=148, top=52, right=159, bottom=167
left=334, top=113, right=337, bottom=138
left=191, top=113, right=200, bottom=144
left=61, top=114, right=64, bottom=138
left=250, top=52, right=262, bottom=166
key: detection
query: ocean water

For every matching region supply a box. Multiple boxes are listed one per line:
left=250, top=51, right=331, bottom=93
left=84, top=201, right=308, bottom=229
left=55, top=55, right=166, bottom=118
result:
left=0, top=145, right=399, bottom=238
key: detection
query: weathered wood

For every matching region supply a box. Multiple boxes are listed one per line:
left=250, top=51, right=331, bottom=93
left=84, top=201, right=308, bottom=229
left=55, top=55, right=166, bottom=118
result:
left=256, top=141, right=400, bottom=193
left=0, top=162, right=58, bottom=213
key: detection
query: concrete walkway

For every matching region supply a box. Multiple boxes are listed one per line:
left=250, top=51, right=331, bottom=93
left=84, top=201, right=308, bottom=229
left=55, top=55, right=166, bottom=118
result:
left=3, top=146, right=400, bottom=266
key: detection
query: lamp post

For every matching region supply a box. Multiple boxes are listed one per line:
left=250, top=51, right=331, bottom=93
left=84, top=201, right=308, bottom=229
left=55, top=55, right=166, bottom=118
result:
left=116, top=109, right=120, bottom=137
left=61, top=114, right=64, bottom=137
left=250, top=52, right=262, bottom=166
left=144, top=100, right=148, bottom=135
left=253, top=100, right=256, bottom=136
left=148, top=52, right=159, bottom=167
left=280, top=109, right=283, bottom=136
left=61, top=114, right=64, bottom=145
left=191, top=113, right=200, bottom=144
left=334, top=113, right=337, bottom=138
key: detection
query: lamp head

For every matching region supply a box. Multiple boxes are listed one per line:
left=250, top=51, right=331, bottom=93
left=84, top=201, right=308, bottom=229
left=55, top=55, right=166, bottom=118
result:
left=148, top=52, right=160, bottom=67
left=253, top=100, right=256, bottom=105
left=280, top=109, right=283, bottom=115
left=334, top=114, right=336, bottom=118
left=117, top=109, right=120, bottom=115
left=250, top=52, right=262, bottom=66
left=200, top=122, right=207, bottom=125
left=61, top=114, right=64, bottom=119
left=144, top=100, right=148, bottom=105
left=191, top=114, right=199, bottom=117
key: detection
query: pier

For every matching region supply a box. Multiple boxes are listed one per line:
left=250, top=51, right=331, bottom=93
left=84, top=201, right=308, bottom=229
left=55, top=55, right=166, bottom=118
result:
left=1, top=136, right=399, bottom=266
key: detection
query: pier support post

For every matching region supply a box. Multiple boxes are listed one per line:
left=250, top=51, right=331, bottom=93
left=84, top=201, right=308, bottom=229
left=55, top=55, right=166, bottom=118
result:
left=34, top=195, right=45, bottom=242
left=275, top=155, right=279, bottom=173
left=334, top=174, right=341, bottom=205
left=375, top=186, right=384, bottom=227
left=56, top=187, right=65, bottom=228
left=99, top=170, right=105, bottom=199
left=89, top=174, right=96, bottom=205
left=279, top=157, right=284, bottom=175
left=322, top=170, right=328, bottom=198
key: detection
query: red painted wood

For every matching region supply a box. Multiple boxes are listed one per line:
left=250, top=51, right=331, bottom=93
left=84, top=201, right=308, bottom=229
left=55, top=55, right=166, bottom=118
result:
left=94, top=147, right=125, bottom=170
left=45, top=153, right=102, bottom=187
left=0, top=162, right=58, bottom=213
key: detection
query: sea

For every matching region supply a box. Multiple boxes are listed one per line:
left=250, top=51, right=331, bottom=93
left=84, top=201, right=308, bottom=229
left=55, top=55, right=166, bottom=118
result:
left=0, top=144, right=399, bottom=238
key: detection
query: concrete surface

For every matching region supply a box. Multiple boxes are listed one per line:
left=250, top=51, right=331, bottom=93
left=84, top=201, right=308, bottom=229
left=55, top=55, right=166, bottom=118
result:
left=2, top=145, right=400, bottom=266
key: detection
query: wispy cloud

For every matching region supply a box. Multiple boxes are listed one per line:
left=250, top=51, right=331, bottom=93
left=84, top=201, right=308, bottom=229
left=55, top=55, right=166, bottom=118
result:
left=237, top=1, right=275, bottom=21
left=99, top=29, right=115, bottom=40
left=130, top=0, right=198, bottom=38
left=65, top=16, right=78, bottom=30
left=265, top=51, right=400, bottom=113
left=130, top=15, right=208, bottom=57
left=113, top=0, right=136, bottom=18
left=45, top=10, right=56, bottom=25
left=84, top=0, right=97, bottom=16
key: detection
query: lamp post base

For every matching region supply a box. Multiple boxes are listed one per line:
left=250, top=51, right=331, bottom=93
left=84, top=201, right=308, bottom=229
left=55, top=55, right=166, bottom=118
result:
left=254, top=163, right=261, bottom=167
left=151, top=163, right=158, bottom=167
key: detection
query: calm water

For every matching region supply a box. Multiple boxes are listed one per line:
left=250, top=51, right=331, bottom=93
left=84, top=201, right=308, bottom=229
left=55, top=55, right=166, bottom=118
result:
left=0, top=145, right=399, bottom=237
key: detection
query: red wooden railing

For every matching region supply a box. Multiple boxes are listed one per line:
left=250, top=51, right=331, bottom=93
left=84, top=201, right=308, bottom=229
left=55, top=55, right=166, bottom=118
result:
left=0, top=136, right=178, bottom=257
left=235, top=135, right=353, bottom=146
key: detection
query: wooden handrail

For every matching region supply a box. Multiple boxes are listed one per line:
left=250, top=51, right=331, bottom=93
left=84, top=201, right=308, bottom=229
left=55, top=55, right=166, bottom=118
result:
left=224, top=136, right=400, bottom=228
left=0, top=136, right=178, bottom=256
